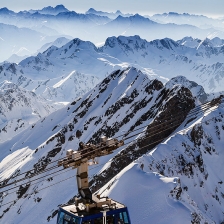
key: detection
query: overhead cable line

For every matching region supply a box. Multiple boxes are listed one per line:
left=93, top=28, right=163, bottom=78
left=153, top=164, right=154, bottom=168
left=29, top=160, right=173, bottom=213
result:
left=2, top=108, right=223, bottom=208
left=0, top=99, right=220, bottom=189
left=0, top=105, right=222, bottom=196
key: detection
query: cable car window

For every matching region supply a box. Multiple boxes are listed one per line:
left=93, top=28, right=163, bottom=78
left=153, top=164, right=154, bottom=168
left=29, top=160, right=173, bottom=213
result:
left=64, top=214, right=71, bottom=221
left=72, top=217, right=79, bottom=224
left=106, top=214, right=115, bottom=224
left=118, top=212, right=129, bottom=224
left=57, top=212, right=65, bottom=224
left=93, top=217, right=103, bottom=224
left=118, top=213, right=124, bottom=224
left=122, top=212, right=129, bottom=224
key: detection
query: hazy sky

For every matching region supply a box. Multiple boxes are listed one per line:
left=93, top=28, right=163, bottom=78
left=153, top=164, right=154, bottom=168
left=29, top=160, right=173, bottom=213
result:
left=0, top=0, right=224, bottom=17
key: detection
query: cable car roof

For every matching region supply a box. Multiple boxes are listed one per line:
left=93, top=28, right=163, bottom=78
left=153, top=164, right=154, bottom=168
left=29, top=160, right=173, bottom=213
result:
left=60, top=199, right=126, bottom=218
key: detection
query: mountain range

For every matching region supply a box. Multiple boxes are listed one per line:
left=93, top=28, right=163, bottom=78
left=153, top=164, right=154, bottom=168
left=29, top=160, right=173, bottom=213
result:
left=1, top=35, right=224, bottom=99
left=28, top=4, right=69, bottom=15
left=86, top=8, right=133, bottom=19
left=1, top=6, right=224, bottom=62
left=150, top=12, right=224, bottom=31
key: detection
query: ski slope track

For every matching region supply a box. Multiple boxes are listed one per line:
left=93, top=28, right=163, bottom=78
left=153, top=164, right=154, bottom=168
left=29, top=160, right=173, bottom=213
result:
left=0, top=67, right=223, bottom=223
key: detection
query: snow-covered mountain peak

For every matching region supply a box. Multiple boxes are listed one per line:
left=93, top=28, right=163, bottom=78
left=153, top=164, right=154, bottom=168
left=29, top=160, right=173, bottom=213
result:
left=108, top=66, right=141, bottom=81
left=165, top=76, right=207, bottom=103
left=177, top=36, right=201, bottom=48
left=68, top=38, right=97, bottom=49
left=3, top=34, right=224, bottom=93
left=42, top=45, right=59, bottom=56
left=103, top=35, right=180, bottom=53
left=197, top=38, right=213, bottom=49
left=85, top=8, right=132, bottom=19
left=177, top=36, right=224, bottom=49
left=112, top=13, right=156, bottom=25
left=86, top=8, right=98, bottom=14
left=210, top=37, right=224, bottom=47
left=54, top=5, right=67, bottom=10
left=130, top=13, right=155, bottom=24
left=103, top=36, right=117, bottom=48
left=0, top=7, right=13, bottom=14
left=57, top=11, right=79, bottom=17
left=29, top=4, right=69, bottom=15
left=51, top=37, right=71, bottom=46
left=36, top=37, right=71, bottom=54
left=41, top=38, right=98, bottom=58
left=168, top=12, right=179, bottom=16
left=131, top=13, right=146, bottom=19
left=150, top=37, right=179, bottom=50
left=103, top=35, right=147, bottom=50
left=113, top=15, right=128, bottom=22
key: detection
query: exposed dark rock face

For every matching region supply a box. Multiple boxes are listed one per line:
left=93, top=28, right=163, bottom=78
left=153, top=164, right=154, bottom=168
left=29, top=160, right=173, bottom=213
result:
left=90, top=86, right=195, bottom=193
left=145, top=96, right=224, bottom=223
left=191, top=125, right=204, bottom=146
left=17, top=183, right=30, bottom=199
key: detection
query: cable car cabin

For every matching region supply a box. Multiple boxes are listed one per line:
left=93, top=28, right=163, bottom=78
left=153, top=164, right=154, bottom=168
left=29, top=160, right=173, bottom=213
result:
left=57, top=138, right=131, bottom=224
left=57, top=199, right=131, bottom=224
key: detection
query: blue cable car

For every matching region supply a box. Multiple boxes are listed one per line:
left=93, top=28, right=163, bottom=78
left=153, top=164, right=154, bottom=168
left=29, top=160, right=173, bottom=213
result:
left=57, top=139, right=131, bottom=224
left=57, top=199, right=131, bottom=224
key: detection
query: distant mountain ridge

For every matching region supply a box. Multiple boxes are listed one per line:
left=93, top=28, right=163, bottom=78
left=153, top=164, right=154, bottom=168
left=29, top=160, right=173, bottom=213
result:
left=2, top=35, right=223, bottom=95
left=0, top=23, right=70, bottom=62
left=1, top=6, right=224, bottom=63
left=150, top=12, right=224, bottom=31
left=28, top=4, right=69, bottom=15
left=86, top=7, right=133, bottom=19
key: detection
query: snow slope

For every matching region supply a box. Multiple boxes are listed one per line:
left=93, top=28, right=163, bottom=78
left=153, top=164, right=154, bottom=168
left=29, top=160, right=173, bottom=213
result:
left=99, top=163, right=192, bottom=224
left=0, top=81, right=60, bottom=142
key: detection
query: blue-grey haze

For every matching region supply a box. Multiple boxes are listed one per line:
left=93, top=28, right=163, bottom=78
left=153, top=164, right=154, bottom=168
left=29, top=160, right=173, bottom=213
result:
left=0, top=0, right=223, bottom=17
